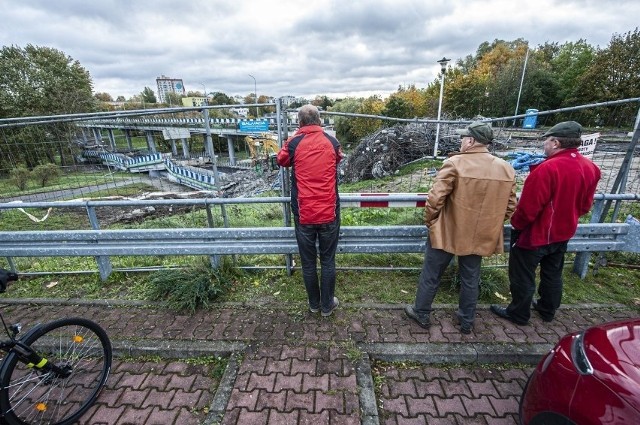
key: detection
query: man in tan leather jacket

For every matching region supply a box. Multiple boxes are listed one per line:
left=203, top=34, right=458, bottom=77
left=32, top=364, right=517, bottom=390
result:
left=405, top=121, right=517, bottom=334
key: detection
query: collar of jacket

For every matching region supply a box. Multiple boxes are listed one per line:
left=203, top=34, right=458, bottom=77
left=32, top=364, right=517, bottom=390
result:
left=296, top=125, right=323, bottom=135
left=529, top=147, right=580, bottom=172
left=448, top=144, right=490, bottom=157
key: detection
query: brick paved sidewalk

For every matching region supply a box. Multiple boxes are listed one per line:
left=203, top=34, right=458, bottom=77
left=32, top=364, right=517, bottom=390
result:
left=0, top=300, right=636, bottom=424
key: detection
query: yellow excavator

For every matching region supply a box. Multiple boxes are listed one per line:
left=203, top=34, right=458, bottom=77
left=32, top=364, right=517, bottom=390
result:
left=244, top=133, right=280, bottom=171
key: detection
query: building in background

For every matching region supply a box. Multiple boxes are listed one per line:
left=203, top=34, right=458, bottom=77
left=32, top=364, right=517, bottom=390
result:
left=156, top=75, right=185, bottom=103
left=181, top=96, right=207, bottom=107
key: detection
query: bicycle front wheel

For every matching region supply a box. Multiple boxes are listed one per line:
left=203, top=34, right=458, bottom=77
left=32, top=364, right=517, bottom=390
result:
left=0, top=317, right=112, bottom=425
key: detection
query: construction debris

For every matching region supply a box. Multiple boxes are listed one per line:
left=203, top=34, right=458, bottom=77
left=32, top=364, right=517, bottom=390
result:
left=339, top=122, right=461, bottom=183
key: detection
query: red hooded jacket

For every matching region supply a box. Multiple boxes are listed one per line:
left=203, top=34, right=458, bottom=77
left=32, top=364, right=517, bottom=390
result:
left=511, top=148, right=601, bottom=249
left=277, top=125, right=343, bottom=224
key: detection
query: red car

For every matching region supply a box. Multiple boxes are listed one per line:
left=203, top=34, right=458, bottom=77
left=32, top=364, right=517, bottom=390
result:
left=520, top=318, right=640, bottom=424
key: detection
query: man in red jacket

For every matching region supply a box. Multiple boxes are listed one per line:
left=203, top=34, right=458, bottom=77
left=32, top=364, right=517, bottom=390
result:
left=277, top=105, right=343, bottom=317
left=491, top=121, right=601, bottom=325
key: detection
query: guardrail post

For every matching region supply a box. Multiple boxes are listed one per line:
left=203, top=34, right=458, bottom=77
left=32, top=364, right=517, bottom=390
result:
left=86, top=204, right=112, bottom=281
left=572, top=198, right=605, bottom=278
left=276, top=97, right=294, bottom=275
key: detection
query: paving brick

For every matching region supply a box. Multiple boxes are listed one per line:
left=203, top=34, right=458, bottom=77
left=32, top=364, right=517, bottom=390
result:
left=414, top=378, right=445, bottom=398
left=265, top=357, right=293, bottom=374
left=315, top=389, right=345, bottom=413
left=441, top=380, right=472, bottom=398
left=462, top=395, right=497, bottom=416
left=489, top=395, right=521, bottom=417
left=423, top=413, right=458, bottom=424
left=116, top=372, right=148, bottom=390
left=467, top=380, right=497, bottom=397
left=118, top=388, right=150, bottom=408
left=256, top=389, right=287, bottom=411
left=265, top=408, right=298, bottom=423
left=396, top=415, right=428, bottom=425
left=292, top=357, right=318, bottom=374
left=302, top=374, right=330, bottom=392
left=235, top=407, right=271, bottom=424
left=299, top=409, right=330, bottom=424
left=406, top=395, right=436, bottom=417
left=285, top=389, right=315, bottom=412
left=113, top=406, right=153, bottom=425
left=434, top=395, right=467, bottom=417
left=141, top=372, right=173, bottom=391
left=382, top=396, right=410, bottom=416
left=247, top=371, right=277, bottom=391
left=274, top=371, right=303, bottom=391
left=227, top=389, right=260, bottom=410
left=167, top=389, right=204, bottom=410
left=166, top=373, right=197, bottom=391
left=141, top=388, right=176, bottom=409
left=84, top=405, right=125, bottom=424
left=97, top=386, right=125, bottom=407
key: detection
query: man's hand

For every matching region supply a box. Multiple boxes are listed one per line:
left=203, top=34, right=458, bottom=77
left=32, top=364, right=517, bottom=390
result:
left=509, top=227, right=521, bottom=248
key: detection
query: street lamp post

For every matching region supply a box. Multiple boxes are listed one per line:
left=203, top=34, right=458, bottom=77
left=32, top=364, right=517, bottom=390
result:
left=433, top=57, right=450, bottom=157
left=248, top=74, right=258, bottom=117
left=200, top=83, right=208, bottom=106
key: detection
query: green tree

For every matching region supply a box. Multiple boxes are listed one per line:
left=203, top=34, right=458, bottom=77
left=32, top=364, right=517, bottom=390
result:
left=9, top=167, right=30, bottom=191
left=330, top=97, right=363, bottom=147
left=0, top=44, right=95, bottom=118
left=0, top=45, right=96, bottom=169
left=572, top=28, right=640, bottom=126
left=165, top=92, right=183, bottom=106
left=31, top=163, right=61, bottom=187
left=141, top=87, right=157, bottom=103
left=94, top=92, right=113, bottom=102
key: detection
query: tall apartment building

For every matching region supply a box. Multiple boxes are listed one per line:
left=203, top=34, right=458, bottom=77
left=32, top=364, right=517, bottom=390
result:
left=156, top=75, right=185, bottom=103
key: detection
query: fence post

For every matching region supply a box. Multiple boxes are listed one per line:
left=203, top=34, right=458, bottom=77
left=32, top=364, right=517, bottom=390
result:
left=572, top=197, right=605, bottom=278
left=202, top=107, right=225, bottom=269
left=276, top=98, right=294, bottom=275
left=600, top=105, right=640, bottom=222
left=86, top=204, right=112, bottom=281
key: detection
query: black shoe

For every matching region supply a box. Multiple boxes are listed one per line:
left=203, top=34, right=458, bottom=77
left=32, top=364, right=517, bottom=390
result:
left=490, top=305, right=528, bottom=326
left=532, top=300, right=554, bottom=322
left=460, top=324, right=472, bottom=335
left=452, top=312, right=472, bottom=334
left=404, top=305, right=430, bottom=329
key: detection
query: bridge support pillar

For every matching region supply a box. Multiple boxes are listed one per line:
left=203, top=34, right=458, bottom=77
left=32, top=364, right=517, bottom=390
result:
left=145, top=131, right=157, bottom=153
left=124, top=129, right=133, bottom=150
left=93, top=128, right=103, bottom=145
left=170, top=139, right=178, bottom=156
left=180, top=138, right=190, bottom=157
left=107, top=129, right=116, bottom=150
left=227, top=136, right=236, bottom=165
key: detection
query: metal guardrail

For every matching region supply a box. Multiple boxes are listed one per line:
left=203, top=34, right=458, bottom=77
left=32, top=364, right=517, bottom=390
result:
left=1, top=194, right=639, bottom=280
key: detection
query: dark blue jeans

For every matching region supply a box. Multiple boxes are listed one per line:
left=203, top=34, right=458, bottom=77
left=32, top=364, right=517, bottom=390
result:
left=507, top=241, right=568, bottom=323
left=294, top=217, right=340, bottom=313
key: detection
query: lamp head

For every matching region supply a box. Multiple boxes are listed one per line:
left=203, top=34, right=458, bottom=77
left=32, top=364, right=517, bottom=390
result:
left=437, top=57, right=450, bottom=72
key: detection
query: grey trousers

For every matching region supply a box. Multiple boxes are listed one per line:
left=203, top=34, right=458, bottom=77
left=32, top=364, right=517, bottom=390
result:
left=414, top=238, right=482, bottom=328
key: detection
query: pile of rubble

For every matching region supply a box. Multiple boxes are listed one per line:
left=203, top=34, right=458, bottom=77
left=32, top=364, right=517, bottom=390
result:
left=339, top=122, right=461, bottom=183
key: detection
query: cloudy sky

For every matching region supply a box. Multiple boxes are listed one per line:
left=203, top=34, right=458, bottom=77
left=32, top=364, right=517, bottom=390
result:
left=1, top=0, right=638, bottom=101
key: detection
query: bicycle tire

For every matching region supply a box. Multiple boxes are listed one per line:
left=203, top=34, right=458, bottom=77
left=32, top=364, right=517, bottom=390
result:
left=0, top=317, right=112, bottom=425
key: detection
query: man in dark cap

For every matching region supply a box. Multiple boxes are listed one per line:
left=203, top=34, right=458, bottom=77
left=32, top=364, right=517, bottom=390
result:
left=491, top=121, right=601, bottom=325
left=405, top=121, right=517, bottom=334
